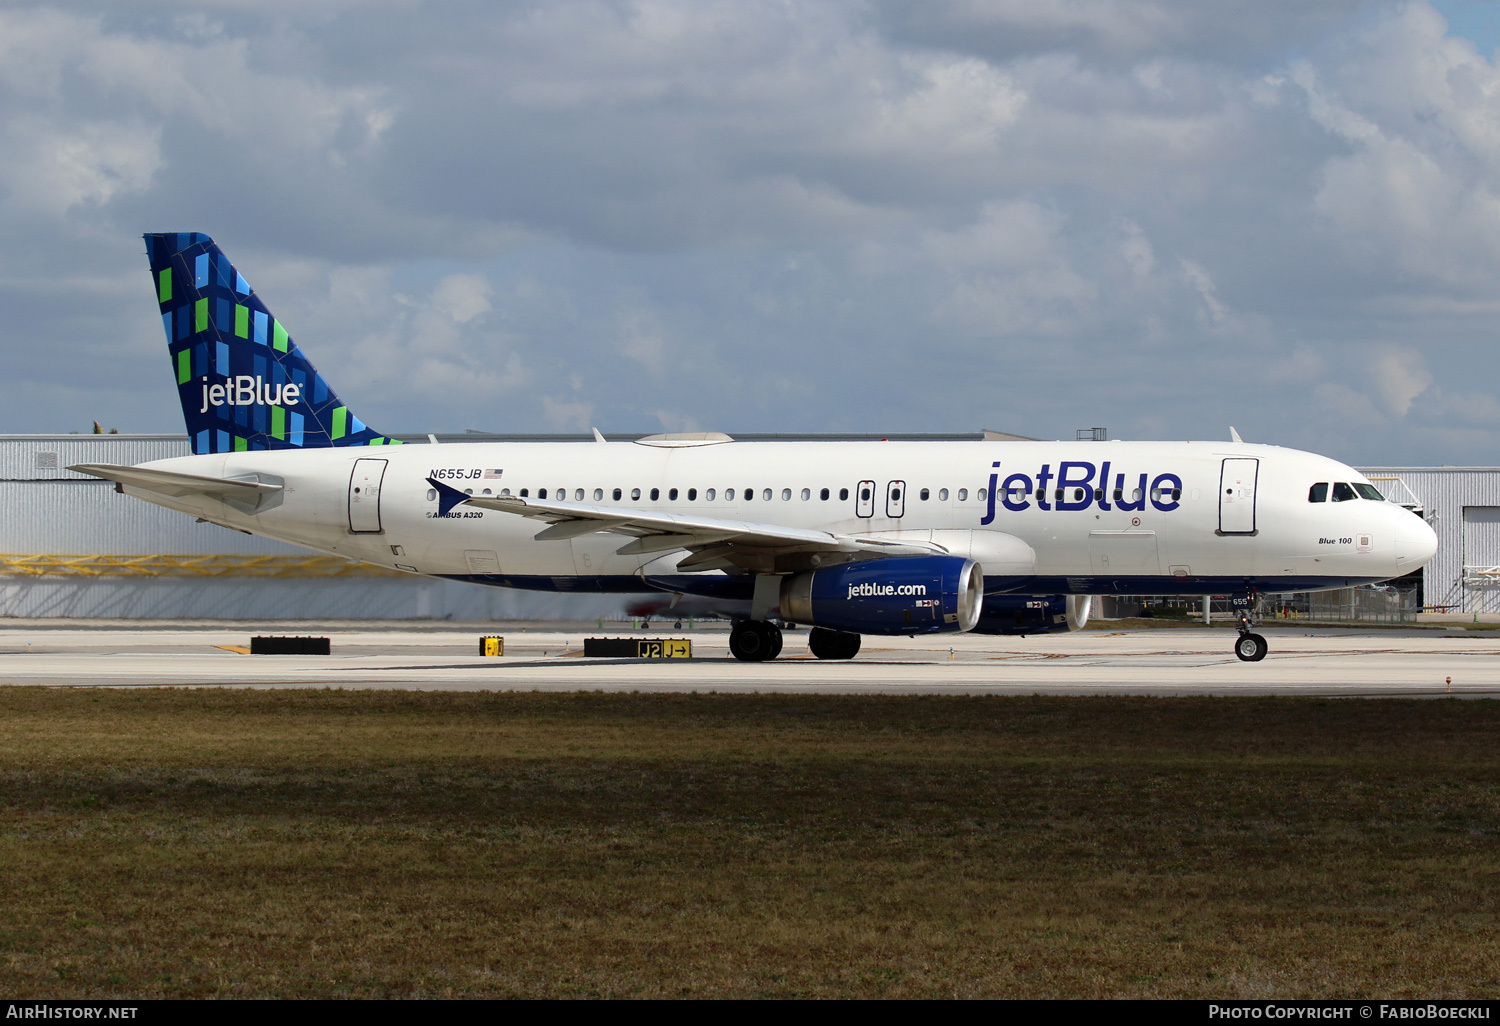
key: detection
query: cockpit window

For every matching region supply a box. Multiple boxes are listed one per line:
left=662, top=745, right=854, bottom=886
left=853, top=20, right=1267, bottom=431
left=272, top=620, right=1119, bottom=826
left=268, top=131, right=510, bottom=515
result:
left=1354, top=483, right=1384, bottom=501
left=1309, top=483, right=1328, bottom=503
left=1332, top=482, right=1358, bottom=502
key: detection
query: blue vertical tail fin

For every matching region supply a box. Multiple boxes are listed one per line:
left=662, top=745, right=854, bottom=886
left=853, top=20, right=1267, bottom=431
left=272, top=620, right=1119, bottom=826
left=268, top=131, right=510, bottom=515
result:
left=145, top=233, right=397, bottom=455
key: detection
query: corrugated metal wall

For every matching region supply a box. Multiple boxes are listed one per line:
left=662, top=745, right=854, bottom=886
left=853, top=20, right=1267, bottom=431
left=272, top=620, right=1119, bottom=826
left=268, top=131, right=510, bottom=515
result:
left=1358, top=467, right=1500, bottom=612
left=0, top=434, right=189, bottom=481
left=0, top=482, right=305, bottom=555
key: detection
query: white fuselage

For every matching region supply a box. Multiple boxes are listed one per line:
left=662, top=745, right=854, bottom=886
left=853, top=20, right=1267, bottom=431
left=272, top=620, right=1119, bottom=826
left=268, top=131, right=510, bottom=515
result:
left=117, top=439, right=1437, bottom=610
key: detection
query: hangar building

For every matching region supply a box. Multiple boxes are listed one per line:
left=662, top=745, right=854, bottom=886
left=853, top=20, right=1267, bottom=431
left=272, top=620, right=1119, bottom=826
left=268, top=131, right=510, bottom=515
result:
left=1358, top=466, right=1500, bottom=614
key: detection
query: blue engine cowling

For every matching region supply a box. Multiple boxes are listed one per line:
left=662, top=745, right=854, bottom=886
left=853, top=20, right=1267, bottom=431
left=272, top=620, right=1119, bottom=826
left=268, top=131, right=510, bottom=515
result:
left=779, top=555, right=983, bottom=636
left=970, top=594, right=1068, bottom=635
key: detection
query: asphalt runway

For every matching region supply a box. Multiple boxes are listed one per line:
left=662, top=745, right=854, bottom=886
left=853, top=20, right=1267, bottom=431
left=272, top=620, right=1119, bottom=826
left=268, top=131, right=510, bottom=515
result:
left=0, top=620, right=1496, bottom=696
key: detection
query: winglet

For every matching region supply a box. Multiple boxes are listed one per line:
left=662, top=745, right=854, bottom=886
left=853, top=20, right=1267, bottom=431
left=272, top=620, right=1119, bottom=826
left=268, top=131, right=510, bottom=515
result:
left=592, top=427, right=606, bottom=443
left=426, top=477, right=470, bottom=516
left=1229, top=426, right=1243, bottom=443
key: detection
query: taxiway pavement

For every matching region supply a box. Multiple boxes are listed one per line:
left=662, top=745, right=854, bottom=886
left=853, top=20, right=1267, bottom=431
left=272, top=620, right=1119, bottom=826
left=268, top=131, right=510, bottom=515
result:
left=0, top=621, right=1495, bottom=696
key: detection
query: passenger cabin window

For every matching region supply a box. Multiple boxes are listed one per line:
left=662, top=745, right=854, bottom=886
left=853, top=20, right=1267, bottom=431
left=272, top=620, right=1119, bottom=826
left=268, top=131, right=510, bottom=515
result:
left=726, top=488, right=735, bottom=500
left=939, top=488, right=949, bottom=501
left=669, top=488, right=678, bottom=500
left=840, top=487, right=849, bottom=501
left=650, top=488, right=659, bottom=500
left=688, top=488, right=697, bottom=501
left=801, top=488, right=811, bottom=500
left=920, top=488, right=929, bottom=501
left=764, top=488, right=773, bottom=501
left=782, top=488, right=791, bottom=501
left=631, top=488, right=641, bottom=500
left=820, top=488, right=830, bottom=500
left=1309, top=483, right=1328, bottom=502
left=1355, top=484, right=1384, bottom=500
left=594, top=488, right=604, bottom=501
left=612, top=488, right=622, bottom=501
left=958, top=488, right=968, bottom=501
left=706, top=488, right=716, bottom=501
left=1332, top=482, right=1357, bottom=502
left=744, top=488, right=753, bottom=501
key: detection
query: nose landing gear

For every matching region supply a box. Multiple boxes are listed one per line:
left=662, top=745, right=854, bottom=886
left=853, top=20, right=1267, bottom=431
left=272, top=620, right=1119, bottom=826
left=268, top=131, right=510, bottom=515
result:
left=1231, top=590, right=1268, bottom=662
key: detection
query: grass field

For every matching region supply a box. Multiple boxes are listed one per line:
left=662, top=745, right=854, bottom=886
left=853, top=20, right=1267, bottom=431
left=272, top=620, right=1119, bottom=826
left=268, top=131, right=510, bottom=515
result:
left=0, top=688, right=1497, bottom=999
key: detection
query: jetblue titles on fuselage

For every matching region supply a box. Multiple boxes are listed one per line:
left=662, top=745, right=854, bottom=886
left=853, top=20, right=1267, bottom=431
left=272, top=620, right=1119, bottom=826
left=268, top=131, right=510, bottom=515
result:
left=980, top=460, right=1182, bottom=524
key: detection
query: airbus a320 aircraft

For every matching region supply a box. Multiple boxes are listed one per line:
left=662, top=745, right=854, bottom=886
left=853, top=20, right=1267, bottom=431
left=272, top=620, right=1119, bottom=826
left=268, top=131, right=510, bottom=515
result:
left=72, top=234, right=1437, bottom=662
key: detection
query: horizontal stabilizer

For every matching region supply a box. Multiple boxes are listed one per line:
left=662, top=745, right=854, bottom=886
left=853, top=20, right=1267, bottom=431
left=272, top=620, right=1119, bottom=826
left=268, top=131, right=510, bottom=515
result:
left=69, top=463, right=282, bottom=500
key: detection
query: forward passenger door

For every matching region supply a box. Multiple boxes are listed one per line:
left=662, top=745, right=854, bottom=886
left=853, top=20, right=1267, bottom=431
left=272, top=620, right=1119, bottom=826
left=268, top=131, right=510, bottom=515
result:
left=1219, top=458, right=1259, bottom=534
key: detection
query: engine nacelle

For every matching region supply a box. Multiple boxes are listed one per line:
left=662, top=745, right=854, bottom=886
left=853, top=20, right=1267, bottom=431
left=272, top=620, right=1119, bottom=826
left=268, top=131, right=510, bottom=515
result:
left=780, top=555, right=983, bottom=636
left=970, top=594, right=1093, bottom=635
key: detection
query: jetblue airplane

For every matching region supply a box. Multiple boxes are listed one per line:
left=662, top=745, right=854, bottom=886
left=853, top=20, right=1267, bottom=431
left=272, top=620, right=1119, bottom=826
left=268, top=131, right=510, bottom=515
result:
left=72, top=233, right=1437, bottom=662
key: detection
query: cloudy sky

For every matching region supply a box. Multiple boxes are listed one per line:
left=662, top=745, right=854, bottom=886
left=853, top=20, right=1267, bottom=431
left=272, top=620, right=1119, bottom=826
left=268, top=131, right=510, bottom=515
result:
left=2, top=0, right=1499, bottom=464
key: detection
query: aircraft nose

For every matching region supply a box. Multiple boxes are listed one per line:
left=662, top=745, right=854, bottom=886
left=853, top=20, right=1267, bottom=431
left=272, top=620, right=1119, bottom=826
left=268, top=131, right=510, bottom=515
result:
left=1394, top=508, right=1437, bottom=571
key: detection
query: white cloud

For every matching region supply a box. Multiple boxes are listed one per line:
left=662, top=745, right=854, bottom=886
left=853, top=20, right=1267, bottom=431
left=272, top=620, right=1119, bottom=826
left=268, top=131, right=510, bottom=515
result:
left=1368, top=345, right=1434, bottom=417
left=431, top=274, right=493, bottom=324
left=542, top=395, right=594, bottom=429
left=0, top=118, right=161, bottom=216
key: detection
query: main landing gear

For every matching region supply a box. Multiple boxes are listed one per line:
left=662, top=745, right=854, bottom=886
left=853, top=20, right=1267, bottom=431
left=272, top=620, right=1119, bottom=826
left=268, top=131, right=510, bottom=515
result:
left=728, top=622, right=864, bottom=661
left=729, top=620, right=783, bottom=662
left=807, top=627, right=861, bottom=660
left=1231, top=590, right=1268, bottom=662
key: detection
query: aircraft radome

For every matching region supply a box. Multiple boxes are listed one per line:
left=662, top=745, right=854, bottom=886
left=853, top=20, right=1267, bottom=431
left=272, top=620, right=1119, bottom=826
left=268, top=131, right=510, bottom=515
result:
left=70, top=234, right=1438, bottom=662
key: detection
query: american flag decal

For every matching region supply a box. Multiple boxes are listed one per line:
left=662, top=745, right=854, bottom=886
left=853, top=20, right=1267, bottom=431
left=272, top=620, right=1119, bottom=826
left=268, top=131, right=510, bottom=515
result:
left=483, top=469, right=504, bottom=480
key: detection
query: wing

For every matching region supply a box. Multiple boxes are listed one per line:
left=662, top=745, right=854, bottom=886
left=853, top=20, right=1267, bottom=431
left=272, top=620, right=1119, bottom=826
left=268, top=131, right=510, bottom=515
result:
left=427, top=477, right=940, bottom=573
left=70, top=464, right=282, bottom=501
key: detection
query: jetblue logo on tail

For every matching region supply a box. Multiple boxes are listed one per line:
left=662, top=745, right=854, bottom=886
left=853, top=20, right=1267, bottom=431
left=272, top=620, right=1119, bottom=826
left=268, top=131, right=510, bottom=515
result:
left=146, top=232, right=395, bottom=454
left=199, top=376, right=302, bottom=413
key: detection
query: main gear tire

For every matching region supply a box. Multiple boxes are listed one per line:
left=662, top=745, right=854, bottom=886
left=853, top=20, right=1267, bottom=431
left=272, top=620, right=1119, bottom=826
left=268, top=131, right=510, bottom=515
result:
left=808, top=627, right=862, bottom=660
left=730, top=621, right=782, bottom=662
